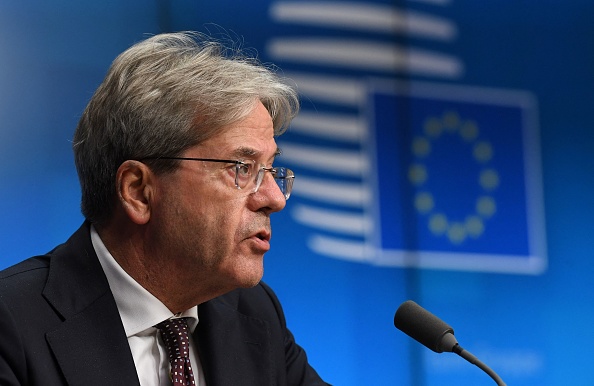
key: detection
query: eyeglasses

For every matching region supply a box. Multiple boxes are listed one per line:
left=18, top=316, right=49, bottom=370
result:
left=142, top=157, right=295, bottom=199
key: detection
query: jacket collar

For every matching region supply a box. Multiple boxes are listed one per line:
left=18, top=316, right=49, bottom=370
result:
left=42, top=222, right=140, bottom=386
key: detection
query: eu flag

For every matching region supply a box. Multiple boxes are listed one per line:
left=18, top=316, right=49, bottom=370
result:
left=369, top=82, right=546, bottom=273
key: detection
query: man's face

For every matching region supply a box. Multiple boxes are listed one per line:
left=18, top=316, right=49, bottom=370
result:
left=150, top=101, right=287, bottom=294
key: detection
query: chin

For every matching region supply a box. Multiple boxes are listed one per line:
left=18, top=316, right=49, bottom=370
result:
left=229, top=261, right=264, bottom=289
left=238, top=267, right=264, bottom=288
left=238, top=276, right=262, bottom=289
left=221, top=251, right=265, bottom=289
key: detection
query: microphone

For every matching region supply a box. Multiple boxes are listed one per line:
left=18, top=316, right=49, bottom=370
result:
left=394, top=300, right=506, bottom=386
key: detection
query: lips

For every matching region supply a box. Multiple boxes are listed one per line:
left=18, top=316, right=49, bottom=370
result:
left=255, top=229, right=271, bottom=242
left=246, top=228, right=271, bottom=252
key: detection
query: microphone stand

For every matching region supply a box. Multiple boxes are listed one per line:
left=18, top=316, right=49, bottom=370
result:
left=451, top=343, right=506, bottom=386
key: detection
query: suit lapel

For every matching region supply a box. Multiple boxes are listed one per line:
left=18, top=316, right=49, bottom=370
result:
left=42, top=223, right=140, bottom=386
left=196, top=294, right=275, bottom=386
left=45, top=293, right=140, bottom=386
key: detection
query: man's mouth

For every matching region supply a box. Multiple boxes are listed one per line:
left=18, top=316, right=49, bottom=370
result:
left=246, top=229, right=271, bottom=252
left=254, top=229, right=271, bottom=242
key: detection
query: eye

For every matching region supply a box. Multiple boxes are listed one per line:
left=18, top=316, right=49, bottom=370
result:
left=234, top=160, right=255, bottom=188
left=237, top=162, right=251, bottom=177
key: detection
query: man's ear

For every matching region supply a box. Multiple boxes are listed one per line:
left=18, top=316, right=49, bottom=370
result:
left=116, top=160, right=154, bottom=225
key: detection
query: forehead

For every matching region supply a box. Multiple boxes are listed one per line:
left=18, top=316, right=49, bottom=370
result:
left=193, top=101, right=278, bottom=159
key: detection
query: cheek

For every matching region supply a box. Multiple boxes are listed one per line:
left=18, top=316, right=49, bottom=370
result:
left=224, top=202, right=250, bottom=243
left=202, top=198, right=247, bottom=248
left=161, top=177, right=250, bottom=259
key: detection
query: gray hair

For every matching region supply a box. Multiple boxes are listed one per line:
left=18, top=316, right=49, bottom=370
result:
left=73, top=32, right=299, bottom=226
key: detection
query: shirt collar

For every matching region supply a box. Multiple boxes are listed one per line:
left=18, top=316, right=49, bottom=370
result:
left=91, top=225, right=199, bottom=337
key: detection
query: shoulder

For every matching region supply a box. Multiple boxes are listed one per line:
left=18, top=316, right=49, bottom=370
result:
left=0, top=236, right=70, bottom=299
left=0, top=256, right=51, bottom=298
left=0, top=222, right=95, bottom=320
left=0, top=222, right=90, bottom=293
left=0, top=255, right=50, bottom=278
left=0, top=252, right=62, bottom=331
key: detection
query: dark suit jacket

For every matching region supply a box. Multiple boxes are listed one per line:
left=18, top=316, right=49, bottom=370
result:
left=0, top=223, right=328, bottom=385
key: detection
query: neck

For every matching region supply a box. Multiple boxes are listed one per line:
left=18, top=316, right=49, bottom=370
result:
left=95, top=222, right=225, bottom=313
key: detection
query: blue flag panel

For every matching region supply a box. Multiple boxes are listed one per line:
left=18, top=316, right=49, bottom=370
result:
left=368, top=82, right=546, bottom=274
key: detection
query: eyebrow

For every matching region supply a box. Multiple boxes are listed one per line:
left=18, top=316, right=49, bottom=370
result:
left=232, top=146, right=282, bottom=161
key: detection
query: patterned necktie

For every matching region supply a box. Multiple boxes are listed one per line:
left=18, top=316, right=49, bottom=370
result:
left=156, top=317, right=196, bottom=386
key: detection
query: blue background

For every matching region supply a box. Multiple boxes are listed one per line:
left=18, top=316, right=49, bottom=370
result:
left=1, top=1, right=593, bottom=385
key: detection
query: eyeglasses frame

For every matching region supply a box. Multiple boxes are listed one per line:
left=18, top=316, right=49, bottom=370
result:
left=140, top=156, right=294, bottom=199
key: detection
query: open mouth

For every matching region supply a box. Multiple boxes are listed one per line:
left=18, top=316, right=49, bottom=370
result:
left=255, top=230, right=271, bottom=242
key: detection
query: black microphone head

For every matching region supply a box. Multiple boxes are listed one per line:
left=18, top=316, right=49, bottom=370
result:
left=394, top=300, right=457, bottom=353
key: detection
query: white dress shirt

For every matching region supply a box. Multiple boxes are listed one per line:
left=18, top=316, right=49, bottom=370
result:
left=92, top=226, right=206, bottom=386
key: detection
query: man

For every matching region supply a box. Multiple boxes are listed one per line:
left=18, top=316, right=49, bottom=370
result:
left=0, top=32, right=328, bottom=386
